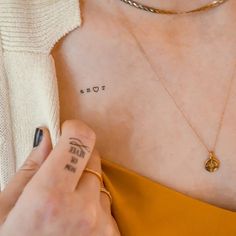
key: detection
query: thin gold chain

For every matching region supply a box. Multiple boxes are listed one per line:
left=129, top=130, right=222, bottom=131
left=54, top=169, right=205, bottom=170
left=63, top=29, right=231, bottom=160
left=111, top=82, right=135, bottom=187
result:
left=116, top=7, right=236, bottom=154
left=119, top=0, right=229, bottom=14
left=212, top=70, right=235, bottom=151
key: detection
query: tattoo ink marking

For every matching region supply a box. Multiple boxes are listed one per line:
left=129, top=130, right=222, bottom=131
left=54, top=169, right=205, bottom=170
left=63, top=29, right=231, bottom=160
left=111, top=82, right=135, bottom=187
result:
left=69, top=138, right=90, bottom=152
left=69, top=146, right=86, bottom=158
left=80, top=85, right=106, bottom=95
left=71, top=156, right=78, bottom=164
left=93, top=86, right=99, bottom=92
left=64, top=164, right=76, bottom=173
left=64, top=137, right=90, bottom=173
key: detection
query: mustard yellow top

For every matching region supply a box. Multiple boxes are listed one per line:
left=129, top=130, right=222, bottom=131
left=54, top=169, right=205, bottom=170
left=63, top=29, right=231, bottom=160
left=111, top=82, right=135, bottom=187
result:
left=101, top=158, right=236, bottom=236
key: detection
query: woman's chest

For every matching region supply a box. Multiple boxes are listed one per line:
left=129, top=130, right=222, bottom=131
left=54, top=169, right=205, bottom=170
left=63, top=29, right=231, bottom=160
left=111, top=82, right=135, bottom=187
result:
left=52, top=8, right=236, bottom=210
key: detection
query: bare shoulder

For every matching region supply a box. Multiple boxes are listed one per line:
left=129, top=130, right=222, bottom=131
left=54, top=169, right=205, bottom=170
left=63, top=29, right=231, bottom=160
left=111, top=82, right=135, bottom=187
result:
left=52, top=0, right=119, bottom=53
left=51, top=0, right=124, bottom=74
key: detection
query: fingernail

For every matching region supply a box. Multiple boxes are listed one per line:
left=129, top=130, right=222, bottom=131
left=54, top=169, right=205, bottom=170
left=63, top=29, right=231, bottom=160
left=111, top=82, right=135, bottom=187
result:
left=33, top=128, right=43, bottom=148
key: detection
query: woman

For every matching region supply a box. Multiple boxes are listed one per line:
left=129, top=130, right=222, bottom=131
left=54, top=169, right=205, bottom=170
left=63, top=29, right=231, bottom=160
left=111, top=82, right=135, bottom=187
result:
left=0, top=0, right=236, bottom=235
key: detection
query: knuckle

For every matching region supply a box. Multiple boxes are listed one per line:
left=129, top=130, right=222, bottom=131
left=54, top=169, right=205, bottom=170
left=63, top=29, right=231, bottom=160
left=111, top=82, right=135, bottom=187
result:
left=102, top=215, right=120, bottom=236
left=62, top=119, right=96, bottom=140
left=39, top=190, right=64, bottom=219
left=103, top=223, right=117, bottom=236
left=77, top=203, right=98, bottom=232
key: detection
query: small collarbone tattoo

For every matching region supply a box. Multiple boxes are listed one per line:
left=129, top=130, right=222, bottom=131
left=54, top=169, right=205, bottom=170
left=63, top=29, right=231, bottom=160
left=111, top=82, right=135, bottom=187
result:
left=64, top=137, right=90, bottom=173
left=80, top=85, right=106, bottom=95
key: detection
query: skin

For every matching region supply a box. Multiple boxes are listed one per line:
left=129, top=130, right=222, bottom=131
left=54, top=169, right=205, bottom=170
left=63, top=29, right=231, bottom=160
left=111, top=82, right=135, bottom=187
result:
left=3, top=1, right=234, bottom=234
left=0, top=120, right=120, bottom=236
left=52, top=0, right=236, bottom=212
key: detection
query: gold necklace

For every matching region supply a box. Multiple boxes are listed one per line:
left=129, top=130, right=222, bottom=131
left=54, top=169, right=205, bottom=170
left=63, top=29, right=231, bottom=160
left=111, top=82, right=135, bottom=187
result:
left=116, top=6, right=236, bottom=172
left=119, top=0, right=229, bottom=14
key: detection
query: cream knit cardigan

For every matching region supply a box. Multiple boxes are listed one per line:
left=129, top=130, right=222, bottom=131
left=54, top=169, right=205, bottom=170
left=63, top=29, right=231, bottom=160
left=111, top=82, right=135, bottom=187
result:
left=0, top=0, right=82, bottom=190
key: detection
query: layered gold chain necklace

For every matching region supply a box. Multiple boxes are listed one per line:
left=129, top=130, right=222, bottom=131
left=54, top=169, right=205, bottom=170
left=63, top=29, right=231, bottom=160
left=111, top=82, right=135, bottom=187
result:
left=119, top=0, right=229, bottom=14
left=117, top=0, right=236, bottom=172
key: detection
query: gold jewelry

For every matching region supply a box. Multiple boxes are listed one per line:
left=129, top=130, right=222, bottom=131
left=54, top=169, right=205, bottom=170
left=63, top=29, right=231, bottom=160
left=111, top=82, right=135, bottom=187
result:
left=100, top=187, right=113, bottom=204
left=119, top=0, right=229, bottom=15
left=116, top=6, right=236, bottom=173
left=84, top=168, right=104, bottom=184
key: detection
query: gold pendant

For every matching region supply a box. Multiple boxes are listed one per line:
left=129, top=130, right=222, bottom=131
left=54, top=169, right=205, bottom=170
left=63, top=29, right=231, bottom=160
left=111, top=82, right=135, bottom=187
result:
left=205, top=151, right=220, bottom=172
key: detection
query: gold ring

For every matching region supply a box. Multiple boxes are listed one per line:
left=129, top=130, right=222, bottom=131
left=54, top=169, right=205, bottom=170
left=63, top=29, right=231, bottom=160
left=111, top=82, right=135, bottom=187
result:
left=100, top=187, right=112, bottom=204
left=84, top=168, right=103, bottom=185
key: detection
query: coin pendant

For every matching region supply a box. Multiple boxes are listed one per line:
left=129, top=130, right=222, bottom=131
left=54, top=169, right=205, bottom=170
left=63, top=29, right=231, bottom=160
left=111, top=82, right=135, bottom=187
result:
left=205, top=151, right=220, bottom=172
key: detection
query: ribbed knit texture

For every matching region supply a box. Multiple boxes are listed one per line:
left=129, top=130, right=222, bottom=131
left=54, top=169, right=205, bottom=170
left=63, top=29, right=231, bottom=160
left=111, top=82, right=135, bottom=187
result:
left=0, top=34, right=16, bottom=188
left=0, top=0, right=82, bottom=190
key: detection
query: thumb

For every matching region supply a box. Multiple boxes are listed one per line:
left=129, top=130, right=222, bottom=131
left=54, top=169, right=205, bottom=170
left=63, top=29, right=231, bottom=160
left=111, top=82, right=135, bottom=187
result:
left=0, top=127, right=52, bottom=222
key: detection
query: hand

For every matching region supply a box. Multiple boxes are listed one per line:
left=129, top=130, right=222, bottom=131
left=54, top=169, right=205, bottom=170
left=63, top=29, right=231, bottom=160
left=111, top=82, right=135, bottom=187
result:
left=0, top=120, right=120, bottom=236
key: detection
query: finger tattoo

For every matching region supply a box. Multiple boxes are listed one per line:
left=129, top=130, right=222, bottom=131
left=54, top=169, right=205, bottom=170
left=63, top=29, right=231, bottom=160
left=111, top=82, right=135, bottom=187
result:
left=64, top=137, right=90, bottom=173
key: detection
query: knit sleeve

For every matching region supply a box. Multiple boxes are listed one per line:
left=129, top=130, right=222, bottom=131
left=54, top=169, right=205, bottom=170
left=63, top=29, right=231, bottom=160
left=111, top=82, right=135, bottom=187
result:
left=0, top=0, right=82, bottom=54
left=0, top=0, right=82, bottom=189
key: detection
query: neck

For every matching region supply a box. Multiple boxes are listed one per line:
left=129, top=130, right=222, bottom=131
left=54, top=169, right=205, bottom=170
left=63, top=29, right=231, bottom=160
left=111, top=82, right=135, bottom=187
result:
left=133, top=0, right=221, bottom=12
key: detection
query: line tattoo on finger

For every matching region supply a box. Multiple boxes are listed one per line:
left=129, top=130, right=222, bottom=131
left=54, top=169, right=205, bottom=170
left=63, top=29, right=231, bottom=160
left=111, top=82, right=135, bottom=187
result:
left=64, top=164, right=76, bottom=173
left=69, top=137, right=90, bottom=158
left=71, top=156, right=78, bottom=164
left=64, top=137, right=90, bottom=173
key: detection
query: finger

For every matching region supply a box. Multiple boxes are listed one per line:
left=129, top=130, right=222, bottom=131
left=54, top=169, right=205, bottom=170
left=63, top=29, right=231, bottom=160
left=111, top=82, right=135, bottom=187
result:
left=100, top=181, right=112, bottom=212
left=75, top=149, right=102, bottom=200
left=31, top=119, right=96, bottom=192
left=0, top=127, right=52, bottom=221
